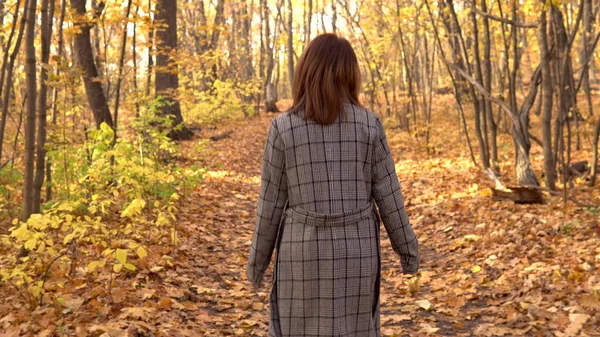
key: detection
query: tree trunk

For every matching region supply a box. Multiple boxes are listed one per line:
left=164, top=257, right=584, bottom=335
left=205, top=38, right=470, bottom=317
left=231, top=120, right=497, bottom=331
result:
left=46, top=0, right=66, bottom=202
left=0, top=0, right=25, bottom=163
left=331, top=0, right=336, bottom=34
left=582, top=0, right=594, bottom=117
left=132, top=3, right=139, bottom=116
left=470, top=0, right=491, bottom=170
left=447, top=0, right=489, bottom=169
left=112, top=0, right=133, bottom=140
left=146, top=0, right=153, bottom=97
left=538, top=9, right=556, bottom=190
left=155, top=0, right=193, bottom=140
left=287, top=0, right=294, bottom=89
left=481, top=0, right=498, bottom=171
left=70, top=0, right=113, bottom=128
left=23, top=0, right=37, bottom=220
left=242, top=2, right=253, bottom=81
left=305, top=0, right=312, bottom=46
left=265, top=83, right=279, bottom=112
left=262, top=0, right=280, bottom=112
left=590, top=118, right=600, bottom=186
left=33, top=0, right=54, bottom=213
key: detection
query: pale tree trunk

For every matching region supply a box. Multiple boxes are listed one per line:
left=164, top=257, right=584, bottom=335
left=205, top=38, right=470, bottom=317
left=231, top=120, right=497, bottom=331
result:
left=23, top=0, right=37, bottom=220
left=304, top=0, right=312, bottom=46
left=331, top=0, right=336, bottom=34
left=46, top=0, right=66, bottom=202
left=514, top=112, right=540, bottom=186
left=155, top=0, right=193, bottom=140
left=112, top=0, right=133, bottom=141
left=263, top=0, right=281, bottom=112
left=287, top=0, right=294, bottom=89
left=70, top=0, right=113, bottom=128
left=33, top=0, right=54, bottom=213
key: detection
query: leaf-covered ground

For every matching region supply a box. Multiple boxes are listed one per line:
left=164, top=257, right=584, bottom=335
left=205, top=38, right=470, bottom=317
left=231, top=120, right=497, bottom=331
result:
left=1, top=102, right=600, bottom=336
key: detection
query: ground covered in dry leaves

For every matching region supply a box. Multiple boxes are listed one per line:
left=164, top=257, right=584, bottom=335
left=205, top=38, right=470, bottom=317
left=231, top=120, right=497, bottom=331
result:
left=2, top=103, right=600, bottom=336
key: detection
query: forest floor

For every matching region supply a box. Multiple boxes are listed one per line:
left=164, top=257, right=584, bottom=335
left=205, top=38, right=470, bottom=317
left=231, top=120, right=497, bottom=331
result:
left=149, top=105, right=600, bottom=336
left=1, top=100, right=600, bottom=336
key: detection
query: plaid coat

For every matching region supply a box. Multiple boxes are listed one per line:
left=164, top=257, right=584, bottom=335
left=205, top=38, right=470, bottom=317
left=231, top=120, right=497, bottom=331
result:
left=247, top=103, right=419, bottom=337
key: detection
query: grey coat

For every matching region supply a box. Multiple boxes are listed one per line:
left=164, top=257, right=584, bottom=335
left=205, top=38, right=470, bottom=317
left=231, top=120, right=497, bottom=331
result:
left=247, top=103, right=419, bottom=337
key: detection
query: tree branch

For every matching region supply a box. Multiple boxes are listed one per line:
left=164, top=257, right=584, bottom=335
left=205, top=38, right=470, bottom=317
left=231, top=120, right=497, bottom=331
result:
left=443, top=59, right=515, bottom=116
left=467, top=1, right=538, bottom=28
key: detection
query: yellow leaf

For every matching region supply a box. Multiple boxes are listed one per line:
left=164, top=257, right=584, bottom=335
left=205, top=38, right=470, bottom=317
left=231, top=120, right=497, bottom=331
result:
left=116, top=249, right=128, bottom=264
left=87, top=261, right=101, bottom=272
left=472, top=265, right=482, bottom=273
left=24, top=238, right=37, bottom=250
left=136, top=246, right=148, bottom=259
left=113, top=263, right=123, bottom=273
left=124, top=263, right=136, bottom=271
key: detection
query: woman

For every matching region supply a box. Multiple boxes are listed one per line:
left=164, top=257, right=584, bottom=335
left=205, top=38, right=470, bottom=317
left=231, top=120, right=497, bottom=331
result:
left=247, top=34, right=419, bottom=337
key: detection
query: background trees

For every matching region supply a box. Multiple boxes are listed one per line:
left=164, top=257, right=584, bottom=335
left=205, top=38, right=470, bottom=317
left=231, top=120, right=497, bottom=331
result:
left=0, top=0, right=598, bottom=220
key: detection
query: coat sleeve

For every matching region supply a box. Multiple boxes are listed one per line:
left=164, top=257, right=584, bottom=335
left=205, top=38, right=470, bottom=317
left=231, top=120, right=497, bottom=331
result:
left=371, top=117, right=419, bottom=274
left=247, top=119, right=288, bottom=288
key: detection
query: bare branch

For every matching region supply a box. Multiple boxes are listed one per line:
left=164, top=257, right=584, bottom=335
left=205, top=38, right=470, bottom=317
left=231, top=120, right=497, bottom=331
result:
left=467, top=2, right=538, bottom=28
left=443, top=60, right=515, bottom=116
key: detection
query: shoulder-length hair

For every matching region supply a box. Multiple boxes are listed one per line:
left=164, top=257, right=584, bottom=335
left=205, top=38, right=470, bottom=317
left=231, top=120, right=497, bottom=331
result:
left=289, top=34, right=362, bottom=125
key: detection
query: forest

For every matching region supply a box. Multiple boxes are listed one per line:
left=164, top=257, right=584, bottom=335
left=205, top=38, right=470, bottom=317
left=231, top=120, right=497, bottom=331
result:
left=0, top=0, right=599, bottom=335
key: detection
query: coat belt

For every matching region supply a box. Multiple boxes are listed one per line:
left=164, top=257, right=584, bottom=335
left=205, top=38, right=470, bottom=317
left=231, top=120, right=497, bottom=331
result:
left=285, top=202, right=375, bottom=227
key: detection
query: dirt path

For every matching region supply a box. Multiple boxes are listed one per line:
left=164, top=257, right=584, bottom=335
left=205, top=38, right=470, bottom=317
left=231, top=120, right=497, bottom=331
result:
left=170, top=112, right=599, bottom=336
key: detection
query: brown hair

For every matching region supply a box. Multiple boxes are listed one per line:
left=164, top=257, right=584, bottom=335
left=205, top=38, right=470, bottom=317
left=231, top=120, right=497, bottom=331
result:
left=290, top=34, right=362, bottom=125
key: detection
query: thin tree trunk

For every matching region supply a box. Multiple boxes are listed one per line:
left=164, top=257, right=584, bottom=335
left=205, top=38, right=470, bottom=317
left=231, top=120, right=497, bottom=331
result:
left=425, top=0, right=477, bottom=166
left=470, top=0, right=491, bottom=170
left=581, top=0, right=594, bottom=117
left=331, top=0, right=336, bottom=34
left=23, top=0, right=37, bottom=220
left=132, top=3, right=139, bottom=116
left=33, top=0, right=54, bottom=212
left=51, top=0, right=66, bottom=124
left=287, top=0, right=294, bottom=89
left=113, top=0, right=133, bottom=141
left=0, top=0, right=24, bottom=163
left=146, top=0, right=153, bottom=97
left=481, top=0, right=498, bottom=171
left=46, top=0, right=67, bottom=202
left=305, top=0, right=312, bottom=45
left=0, top=0, right=18, bottom=115
left=447, top=0, right=489, bottom=169
left=539, top=9, right=555, bottom=189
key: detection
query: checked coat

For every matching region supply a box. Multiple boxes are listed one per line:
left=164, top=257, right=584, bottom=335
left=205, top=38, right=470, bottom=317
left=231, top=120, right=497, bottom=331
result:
left=247, top=103, right=419, bottom=337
